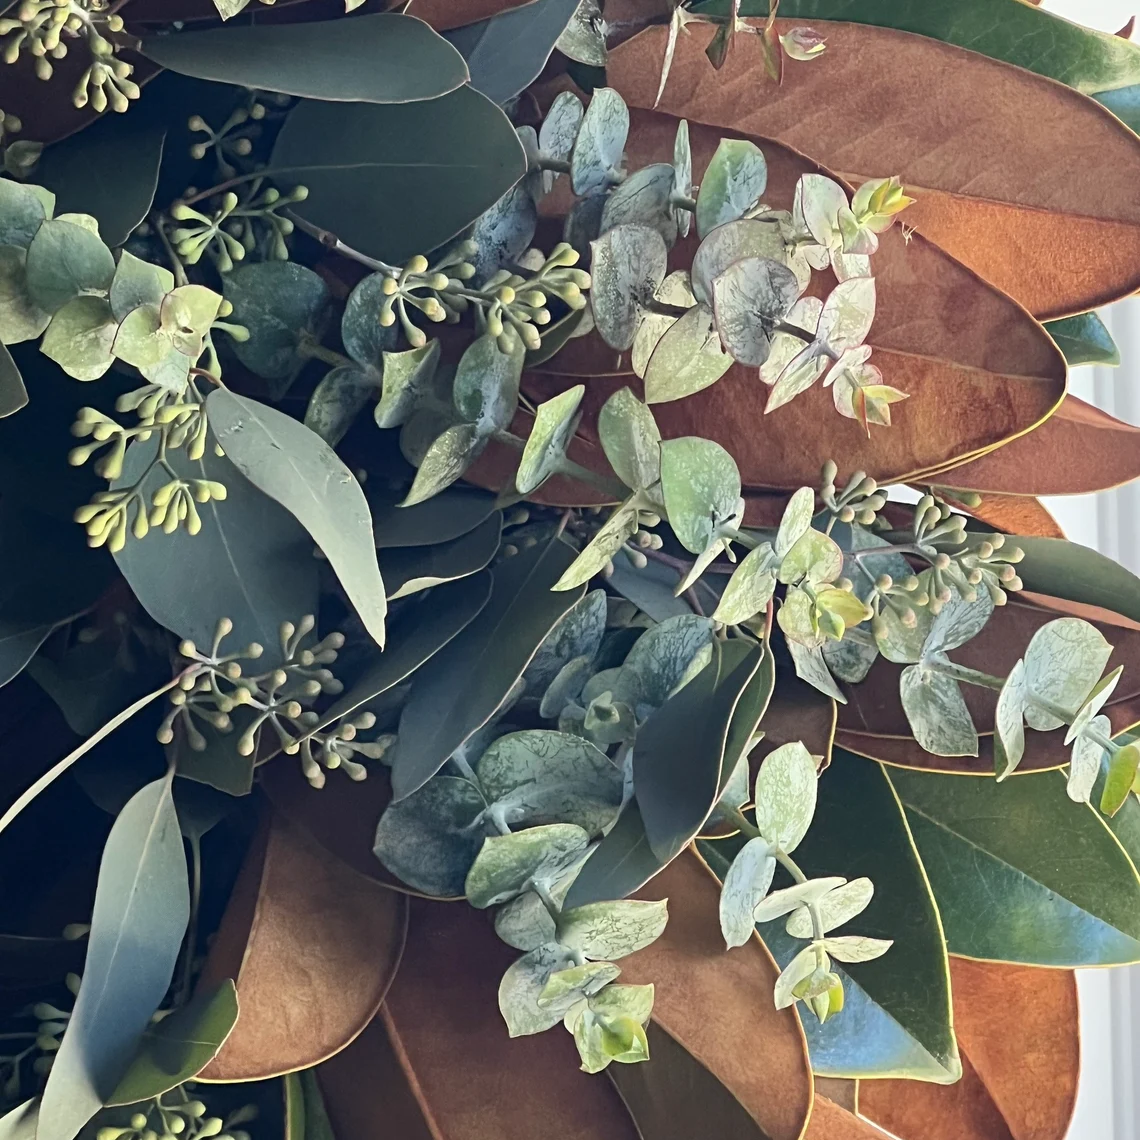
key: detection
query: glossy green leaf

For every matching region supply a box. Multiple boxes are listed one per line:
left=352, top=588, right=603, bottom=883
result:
left=207, top=390, right=387, bottom=648
left=143, top=15, right=468, bottom=103
left=1015, top=536, right=1140, bottom=624
left=389, top=538, right=584, bottom=799
left=605, top=548, right=696, bottom=623
left=379, top=513, right=501, bottom=600
left=1101, top=742, right=1140, bottom=817
left=114, top=440, right=318, bottom=670
left=222, top=262, right=330, bottom=396
left=108, top=981, right=238, bottom=1105
left=1045, top=312, right=1120, bottom=367
left=889, top=764, right=1140, bottom=966
left=703, top=749, right=958, bottom=1081
left=659, top=436, right=741, bottom=554
left=39, top=774, right=190, bottom=1140
left=24, top=218, right=114, bottom=314
left=272, top=86, right=527, bottom=264
left=589, top=223, right=667, bottom=350
left=0, top=342, right=25, bottom=417
left=597, top=386, right=660, bottom=490
left=517, top=385, right=584, bottom=494
left=372, top=485, right=496, bottom=549
left=446, top=0, right=581, bottom=106
left=695, top=138, right=768, bottom=238
left=635, top=639, right=763, bottom=862
left=643, top=302, right=733, bottom=404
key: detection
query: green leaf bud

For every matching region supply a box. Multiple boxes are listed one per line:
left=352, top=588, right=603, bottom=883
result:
left=406, top=254, right=429, bottom=275
left=131, top=1115, right=150, bottom=1130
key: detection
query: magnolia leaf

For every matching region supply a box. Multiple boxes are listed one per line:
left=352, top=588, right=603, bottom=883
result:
left=821, top=936, right=893, bottom=964
left=380, top=512, right=501, bottom=600
left=711, top=254, right=800, bottom=367
left=142, top=14, right=468, bottom=103
left=720, top=835, right=777, bottom=948
left=1068, top=715, right=1110, bottom=805
left=691, top=217, right=787, bottom=306
left=0, top=178, right=49, bottom=248
left=40, top=296, right=116, bottom=380
left=786, top=878, right=874, bottom=939
left=373, top=775, right=486, bottom=897
left=517, top=385, right=584, bottom=493
left=1045, top=311, right=1120, bottom=367
left=372, top=484, right=496, bottom=548
left=496, top=890, right=558, bottom=951
left=597, top=386, right=660, bottom=490
left=571, top=87, right=629, bottom=197
left=643, top=302, right=733, bottom=404
left=1022, top=617, right=1112, bottom=731
left=557, top=898, right=669, bottom=960
left=39, top=774, right=189, bottom=1140
left=304, top=364, right=378, bottom=447
left=993, top=658, right=1028, bottom=780
left=390, top=538, right=583, bottom=799
left=754, top=741, right=818, bottom=853
left=0, top=247, right=50, bottom=345
left=24, top=218, right=114, bottom=313
left=1014, top=536, right=1140, bottom=625
left=272, top=86, right=527, bottom=264
left=498, top=942, right=579, bottom=1035
left=659, top=436, right=741, bottom=554
left=475, top=728, right=623, bottom=834
left=899, top=665, right=978, bottom=757
left=222, top=261, right=331, bottom=395
left=207, top=390, right=388, bottom=648
left=590, top=223, right=668, bottom=350
left=890, top=764, right=1140, bottom=965
left=714, top=544, right=777, bottom=624
left=695, top=138, right=768, bottom=237
left=601, top=162, right=678, bottom=244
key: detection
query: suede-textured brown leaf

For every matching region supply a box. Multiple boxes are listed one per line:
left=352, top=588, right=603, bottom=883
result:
left=752, top=668, right=836, bottom=773
left=806, top=1096, right=896, bottom=1139
left=623, top=850, right=813, bottom=1140
left=836, top=592, right=1140, bottom=772
left=938, top=395, right=1140, bottom=496
left=815, top=1078, right=858, bottom=1112
left=196, top=809, right=407, bottom=1080
left=377, top=897, right=641, bottom=1140
left=607, top=20, right=1140, bottom=320
left=859, top=958, right=1078, bottom=1140
left=932, top=490, right=1065, bottom=539
left=523, top=111, right=1066, bottom=491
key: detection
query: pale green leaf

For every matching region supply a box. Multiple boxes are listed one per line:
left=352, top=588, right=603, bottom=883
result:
left=0, top=246, right=49, bottom=344
left=24, top=218, right=114, bottom=313
left=558, top=898, right=668, bottom=960
left=695, top=138, right=768, bottom=238
left=41, top=296, right=116, bottom=380
left=517, top=385, right=584, bottom=494
left=719, top=835, right=776, bottom=948
left=597, top=387, right=661, bottom=490
left=1023, top=617, right=1112, bottom=731
left=498, top=942, right=578, bottom=1036
left=659, top=436, right=741, bottom=554
left=821, top=936, right=893, bottom=964
left=643, top=302, right=732, bottom=404
left=787, top=877, right=874, bottom=939
left=465, top=823, right=590, bottom=908
left=754, top=740, right=818, bottom=853
left=589, top=222, right=668, bottom=350
left=900, top=664, right=977, bottom=756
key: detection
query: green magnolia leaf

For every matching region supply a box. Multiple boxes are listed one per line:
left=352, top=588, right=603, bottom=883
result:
left=571, top=87, right=629, bottom=197
left=557, top=899, right=669, bottom=960
left=41, top=296, right=117, bottom=381
left=659, top=436, right=741, bottom=554
left=340, top=270, right=400, bottom=371
left=704, top=748, right=959, bottom=1081
left=0, top=247, right=50, bottom=344
left=39, top=774, right=189, bottom=1140
left=34, top=119, right=164, bottom=249
left=786, top=878, right=874, bottom=939
left=1015, top=536, right=1140, bottom=625
left=589, top=223, right=668, bottom=350
left=24, top=218, right=114, bottom=314
left=108, top=981, right=238, bottom=1105
left=719, top=835, right=777, bottom=948
left=466, top=823, right=590, bottom=908
left=498, top=942, right=578, bottom=1036
left=899, top=664, right=977, bottom=757
left=602, top=163, right=678, bottom=244
left=517, top=385, right=584, bottom=493
left=560, top=799, right=664, bottom=908
left=525, top=587, right=607, bottom=692
left=207, top=390, right=387, bottom=648
left=890, top=764, right=1140, bottom=966
left=994, top=658, right=1028, bottom=780
left=635, top=639, right=763, bottom=862
left=1045, top=312, right=1119, bottom=367
left=143, top=14, right=468, bottom=103
left=372, top=484, right=496, bottom=548
left=597, top=386, right=661, bottom=490
left=373, top=774, right=487, bottom=897
left=695, top=138, right=768, bottom=238
left=0, top=178, right=49, bottom=249
left=389, top=538, right=584, bottom=800
left=0, top=342, right=25, bottom=417
left=380, top=512, right=501, bottom=600
left=643, top=302, right=733, bottom=404
left=109, top=252, right=174, bottom=323
left=114, top=440, right=318, bottom=670
left=272, top=86, right=527, bottom=264
left=304, top=364, right=379, bottom=447
left=710, top=255, right=800, bottom=367
left=495, top=889, right=557, bottom=951
left=402, top=422, right=486, bottom=507
left=454, top=332, right=524, bottom=434
left=1022, top=617, right=1112, bottom=731
left=222, top=262, right=330, bottom=396
left=446, top=0, right=582, bottom=106
left=606, top=547, right=700, bottom=622
left=754, top=740, right=817, bottom=853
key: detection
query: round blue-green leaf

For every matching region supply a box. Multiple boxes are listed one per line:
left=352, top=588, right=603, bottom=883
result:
left=571, top=87, right=629, bottom=197
left=695, top=138, right=768, bottom=238
left=589, top=223, right=668, bottom=351
left=341, top=271, right=399, bottom=369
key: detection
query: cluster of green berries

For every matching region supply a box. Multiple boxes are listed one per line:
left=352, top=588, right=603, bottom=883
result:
left=819, top=461, right=888, bottom=527
left=97, top=1091, right=257, bottom=1140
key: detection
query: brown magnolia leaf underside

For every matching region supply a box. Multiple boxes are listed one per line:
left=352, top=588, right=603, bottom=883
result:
left=751, top=668, right=837, bottom=774
left=930, top=490, right=1064, bottom=539
left=807, top=1097, right=896, bottom=1140
left=859, top=957, right=1078, bottom=1140
left=837, top=593, right=1140, bottom=773
left=374, top=898, right=641, bottom=1140
left=522, top=112, right=1066, bottom=492
left=196, top=809, right=407, bottom=1081
left=608, top=21, right=1140, bottom=321
left=624, top=850, right=813, bottom=1140
left=937, top=395, right=1140, bottom=496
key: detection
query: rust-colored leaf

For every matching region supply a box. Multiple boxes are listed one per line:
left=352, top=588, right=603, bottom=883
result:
left=937, top=395, right=1140, bottom=496
left=806, top=1097, right=896, bottom=1139
left=858, top=958, right=1078, bottom=1140
left=752, top=667, right=836, bottom=773
left=196, top=809, right=407, bottom=1080
left=837, top=592, right=1140, bottom=773
left=344, top=898, right=641, bottom=1140
left=622, top=849, right=813, bottom=1140
left=523, top=111, right=1066, bottom=492
left=931, top=490, right=1064, bottom=539
left=608, top=20, right=1140, bottom=320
